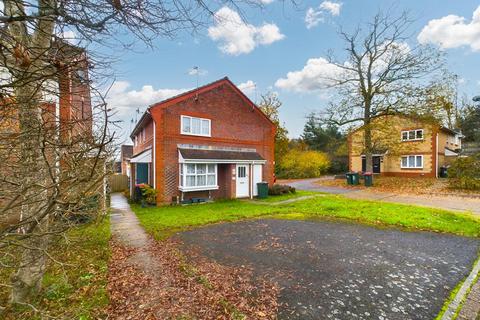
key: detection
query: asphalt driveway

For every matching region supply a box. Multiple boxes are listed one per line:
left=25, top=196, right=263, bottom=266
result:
left=179, top=219, right=480, bottom=320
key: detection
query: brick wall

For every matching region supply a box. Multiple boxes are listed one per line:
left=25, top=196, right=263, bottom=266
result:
left=150, top=81, right=275, bottom=203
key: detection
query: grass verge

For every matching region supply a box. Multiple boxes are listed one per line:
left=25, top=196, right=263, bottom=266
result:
left=251, top=190, right=319, bottom=203
left=132, top=193, right=480, bottom=240
left=0, top=217, right=110, bottom=319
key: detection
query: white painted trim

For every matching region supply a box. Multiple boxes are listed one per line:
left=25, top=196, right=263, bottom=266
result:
left=130, top=148, right=152, bottom=163
left=401, top=129, right=424, bottom=142
left=235, top=164, right=250, bottom=198
left=180, top=158, right=266, bottom=164
left=400, top=155, right=424, bottom=169
left=179, top=185, right=219, bottom=192
left=249, top=163, right=253, bottom=199
left=436, top=133, right=439, bottom=178
left=180, top=115, right=211, bottom=137
left=179, top=163, right=218, bottom=190
left=153, top=121, right=156, bottom=188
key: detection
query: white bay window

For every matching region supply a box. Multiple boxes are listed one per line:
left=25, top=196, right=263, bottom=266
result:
left=180, top=163, right=217, bottom=191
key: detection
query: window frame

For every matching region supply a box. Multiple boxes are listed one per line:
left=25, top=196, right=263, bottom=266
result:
left=179, top=163, right=218, bottom=191
left=180, top=115, right=211, bottom=137
left=400, top=155, right=424, bottom=169
left=401, top=129, right=424, bottom=142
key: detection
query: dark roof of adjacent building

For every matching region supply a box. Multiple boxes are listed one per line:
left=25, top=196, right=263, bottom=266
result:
left=121, top=145, right=133, bottom=160
left=179, top=148, right=264, bottom=161
left=130, top=111, right=152, bottom=139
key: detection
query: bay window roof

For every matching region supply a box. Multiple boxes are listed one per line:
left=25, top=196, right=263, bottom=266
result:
left=178, top=148, right=264, bottom=162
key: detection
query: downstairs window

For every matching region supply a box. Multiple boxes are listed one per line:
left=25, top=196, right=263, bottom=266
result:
left=179, top=163, right=217, bottom=190
left=400, top=155, right=423, bottom=169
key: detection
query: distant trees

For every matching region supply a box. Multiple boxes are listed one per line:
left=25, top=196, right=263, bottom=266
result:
left=322, top=11, right=443, bottom=173
left=278, top=149, right=330, bottom=178
left=258, top=92, right=289, bottom=173
left=302, top=113, right=347, bottom=173
left=458, top=100, right=480, bottom=143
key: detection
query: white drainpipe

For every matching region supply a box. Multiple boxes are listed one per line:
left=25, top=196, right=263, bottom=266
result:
left=153, top=121, right=156, bottom=188
left=435, top=133, right=439, bottom=178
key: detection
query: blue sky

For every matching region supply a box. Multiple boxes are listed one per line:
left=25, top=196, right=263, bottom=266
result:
left=105, top=0, right=480, bottom=143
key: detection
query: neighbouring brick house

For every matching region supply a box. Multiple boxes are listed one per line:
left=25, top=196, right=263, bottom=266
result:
left=0, top=42, right=95, bottom=211
left=348, top=114, right=462, bottom=177
left=129, top=77, right=276, bottom=203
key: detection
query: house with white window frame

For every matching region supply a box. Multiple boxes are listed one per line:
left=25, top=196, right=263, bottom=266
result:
left=348, top=114, right=462, bottom=177
left=128, top=77, right=275, bottom=203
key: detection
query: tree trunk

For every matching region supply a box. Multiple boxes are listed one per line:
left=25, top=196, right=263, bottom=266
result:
left=364, top=100, right=373, bottom=173
left=10, top=84, right=50, bottom=304
left=10, top=228, right=49, bottom=303
left=5, top=0, right=57, bottom=303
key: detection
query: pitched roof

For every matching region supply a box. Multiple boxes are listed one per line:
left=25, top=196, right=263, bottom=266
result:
left=129, top=77, right=275, bottom=139
left=130, top=111, right=152, bottom=139
left=347, top=113, right=461, bottom=136
left=149, top=77, right=274, bottom=125
left=179, top=148, right=264, bottom=161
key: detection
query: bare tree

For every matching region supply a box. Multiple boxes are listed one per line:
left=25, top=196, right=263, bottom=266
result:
left=0, top=0, right=265, bottom=309
left=322, top=11, right=443, bottom=172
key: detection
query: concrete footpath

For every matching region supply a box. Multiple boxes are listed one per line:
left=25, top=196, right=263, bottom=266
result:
left=288, top=178, right=480, bottom=215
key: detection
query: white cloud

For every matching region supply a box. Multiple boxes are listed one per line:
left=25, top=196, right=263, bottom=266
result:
left=275, top=42, right=409, bottom=92
left=208, top=7, right=285, bottom=55
left=305, top=8, right=324, bottom=29
left=275, top=57, right=343, bottom=92
left=319, top=1, right=342, bottom=16
left=106, top=81, right=189, bottom=116
left=305, top=1, right=342, bottom=29
left=259, top=0, right=274, bottom=4
left=417, top=6, right=480, bottom=51
left=237, top=80, right=256, bottom=95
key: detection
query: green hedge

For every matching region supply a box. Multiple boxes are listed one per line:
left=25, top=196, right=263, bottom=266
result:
left=448, top=154, right=480, bottom=190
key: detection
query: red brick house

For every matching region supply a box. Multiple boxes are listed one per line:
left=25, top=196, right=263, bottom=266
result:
left=129, top=77, right=276, bottom=203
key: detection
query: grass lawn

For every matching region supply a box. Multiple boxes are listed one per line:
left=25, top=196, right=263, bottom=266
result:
left=0, top=218, right=110, bottom=319
left=132, top=193, right=480, bottom=240
left=252, top=190, right=320, bottom=203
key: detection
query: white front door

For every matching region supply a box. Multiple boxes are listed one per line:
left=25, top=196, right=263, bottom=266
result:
left=236, top=164, right=249, bottom=198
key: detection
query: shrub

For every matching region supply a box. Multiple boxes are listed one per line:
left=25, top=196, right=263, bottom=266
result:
left=131, top=184, right=158, bottom=205
left=140, top=184, right=158, bottom=205
left=278, top=150, right=330, bottom=178
left=268, top=184, right=296, bottom=195
left=448, top=154, right=480, bottom=190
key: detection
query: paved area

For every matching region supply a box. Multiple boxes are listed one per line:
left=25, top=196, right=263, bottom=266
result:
left=288, top=178, right=480, bottom=215
left=179, top=219, right=480, bottom=320
left=110, top=193, right=160, bottom=276
left=457, top=278, right=480, bottom=320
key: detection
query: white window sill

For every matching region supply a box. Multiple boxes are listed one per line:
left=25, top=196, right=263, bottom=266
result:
left=400, top=167, right=424, bottom=169
left=179, top=185, right=219, bottom=192
left=180, top=132, right=211, bottom=138
left=401, top=139, right=424, bottom=142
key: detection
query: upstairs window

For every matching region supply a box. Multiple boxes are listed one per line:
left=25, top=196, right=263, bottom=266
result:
left=401, top=129, right=423, bottom=141
left=181, top=115, right=211, bottom=137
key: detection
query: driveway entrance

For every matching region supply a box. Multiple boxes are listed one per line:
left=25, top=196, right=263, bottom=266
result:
left=180, top=219, right=480, bottom=320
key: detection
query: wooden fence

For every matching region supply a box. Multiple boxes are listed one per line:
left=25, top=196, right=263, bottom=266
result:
left=109, top=174, right=129, bottom=192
